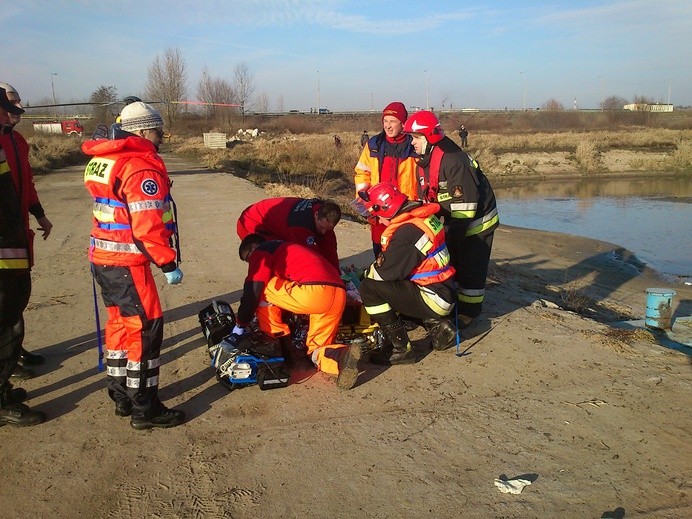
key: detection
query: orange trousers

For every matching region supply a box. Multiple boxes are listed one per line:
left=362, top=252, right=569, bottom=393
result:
left=257, top=278, right=347, bottom=375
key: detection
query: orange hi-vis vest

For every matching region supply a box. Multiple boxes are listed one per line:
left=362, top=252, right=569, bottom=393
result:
left=82, top=137, right=177, bottom=268
left=380, top=203, right=454, bottom=286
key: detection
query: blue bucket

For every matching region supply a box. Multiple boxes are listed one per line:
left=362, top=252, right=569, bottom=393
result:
left=645, top=288, right=676, bottom=330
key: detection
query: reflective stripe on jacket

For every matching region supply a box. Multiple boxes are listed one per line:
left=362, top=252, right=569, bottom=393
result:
left=380, top=204, right=454, bottom=286
left=82, top=136, right=177, bottom=267
left=0, top=130, right=42, bottom=268
left=354, top=131, right=419, bottom=200
left=417, top=137, right=499, bottom=237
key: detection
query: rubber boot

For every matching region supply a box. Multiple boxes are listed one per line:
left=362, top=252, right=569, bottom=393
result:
left=369, top=320, right=415, bottom=365
left=336, top=343, right=361, bottom=390
left=0, top=383, right=46, bottom=427
left=424, top=318, right=458, bottom=351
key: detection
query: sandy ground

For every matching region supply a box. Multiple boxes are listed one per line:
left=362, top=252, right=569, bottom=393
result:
left=1, top=154, right=690, bottom=519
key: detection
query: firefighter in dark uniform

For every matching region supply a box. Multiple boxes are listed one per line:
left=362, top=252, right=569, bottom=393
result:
left=404, top=111, right=499, bottom=327
left=358, top=183, right=458, bottom=365
left=0, top=87, right=46, bottom=426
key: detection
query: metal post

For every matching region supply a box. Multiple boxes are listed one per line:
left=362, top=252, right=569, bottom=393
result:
left=425, top=70, right=430, bottom=110
left=51, top=73, right=58, bottom=118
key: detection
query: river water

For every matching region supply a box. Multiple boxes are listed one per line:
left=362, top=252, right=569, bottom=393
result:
left=494, top=175, right=692, bottom=284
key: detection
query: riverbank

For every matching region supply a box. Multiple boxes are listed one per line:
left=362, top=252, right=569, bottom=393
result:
left=1, top=156, right=690, bottom=518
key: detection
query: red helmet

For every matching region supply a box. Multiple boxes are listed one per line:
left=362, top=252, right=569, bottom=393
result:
left=360, top=182, right=408, bottom=219
left=403, top=110, right=444, bottom=144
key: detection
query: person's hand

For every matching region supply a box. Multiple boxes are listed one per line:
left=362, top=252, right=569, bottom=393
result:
left=164, top=267, right=183, bottom=284
left=37, top=216, right=53, bottom=240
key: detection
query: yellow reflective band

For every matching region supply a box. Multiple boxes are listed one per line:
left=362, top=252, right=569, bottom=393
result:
left=364, top=302, right=391, bottom=315
left=457, top=293, right=484, bottom=304
left=0, top=258, right=30, bottom=269
left=420, top=287, right=453, bottom=316
left=438, top=192, right=452, bottom=202
left=451, top=210, right=475, bottom=219
left=433, top=247, right=451, bottom=267
left=366, top=266, right=383, bottom=281
left=0, top=161, right=10, bottom=175
left=162, top=210, right=173, bottom=223
left=414, top=234, right=433, bottom=255
left=466, top=212, right=499, bottom=236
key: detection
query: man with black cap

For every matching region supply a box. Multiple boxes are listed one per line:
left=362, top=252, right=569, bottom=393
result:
left=0, top=81, right=54, bottom=381
left=83, top=101, right=185, bottom=429
left=0, top=87, right=47, bottom=426
left=354, top=101, right=419, bottom=256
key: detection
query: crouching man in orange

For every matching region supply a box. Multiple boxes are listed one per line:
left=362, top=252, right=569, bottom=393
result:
left=232, top=234, right=360, bottom=389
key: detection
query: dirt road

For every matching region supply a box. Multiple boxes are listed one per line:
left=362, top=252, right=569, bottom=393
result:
left=1, top=154, right=690, bottom=518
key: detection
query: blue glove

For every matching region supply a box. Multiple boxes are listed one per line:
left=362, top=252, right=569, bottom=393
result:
left=164, top=267, right=183, bottom=285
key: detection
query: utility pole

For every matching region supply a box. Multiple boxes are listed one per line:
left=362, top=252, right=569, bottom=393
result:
left=425, top=70, right=430, bottom=110
left=51, top=73, right=58, bottom=118
left=316, top=69, right=320, bottom=113
left=519, top=71, right=525, bottom=110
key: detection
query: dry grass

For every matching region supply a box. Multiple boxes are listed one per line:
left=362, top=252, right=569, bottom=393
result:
left=19, top=117, right=692, bottom=194
left=27, top=134, right=87, bottom=174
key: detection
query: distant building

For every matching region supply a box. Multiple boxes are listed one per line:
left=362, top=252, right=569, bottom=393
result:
left=623, top=103, right=673, bottom=112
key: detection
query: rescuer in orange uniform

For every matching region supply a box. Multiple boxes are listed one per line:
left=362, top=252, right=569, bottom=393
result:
left=231, top=234, right=361, bottom=389
left=83, top=101, right=185, bottom=430
left=236, top=197, right=341, bottom=269
left=0, top=87, right=47, bottom=426
left=358, top=183, right=458, bottom=365
left=354, top=102, right=419, bottom=256
left=0, top=81, right=54, bottom=381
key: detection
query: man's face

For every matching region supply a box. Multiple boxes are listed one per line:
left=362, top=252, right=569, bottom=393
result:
left=382, top=116, right=403, bottom=139
left=4, top=91, right=21, bottom=126
left=143, top=127, right=164, bottom=150
left=315, top=217, right=334, bottom=235
left=0, top=108, right=10, bottom=126
left=410, top=134, right=428, bottom=155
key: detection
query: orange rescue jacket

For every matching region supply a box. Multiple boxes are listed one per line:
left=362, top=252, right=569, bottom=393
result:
left=82, top=137, right=177, bottom=268
left=380, top=203, right=454, bottom=286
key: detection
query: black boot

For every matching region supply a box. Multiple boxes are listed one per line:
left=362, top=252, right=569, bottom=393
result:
left=19, top=348, right=45, bottom=366
left=424, top=318, right=458, bottom=351
left=130, top=401, right=185, bottom=430
left=11, top=363, right=35, bottom=380
left=369, top=320, right=415, bottom=365
left=0, top=384, right=46, bottom=427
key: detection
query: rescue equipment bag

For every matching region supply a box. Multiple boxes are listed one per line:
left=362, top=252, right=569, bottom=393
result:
left=198, top=300, right=236, bottom=347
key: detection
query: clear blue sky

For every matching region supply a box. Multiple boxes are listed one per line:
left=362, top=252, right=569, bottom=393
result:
left=2, top=0, right=690, bottom=112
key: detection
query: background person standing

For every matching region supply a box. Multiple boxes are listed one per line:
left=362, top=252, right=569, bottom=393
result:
left=354, top=101, right=419, bottom=256
left=459, top=125, right=468, bottom=147
left=0, top=81, right=53, bottom=381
